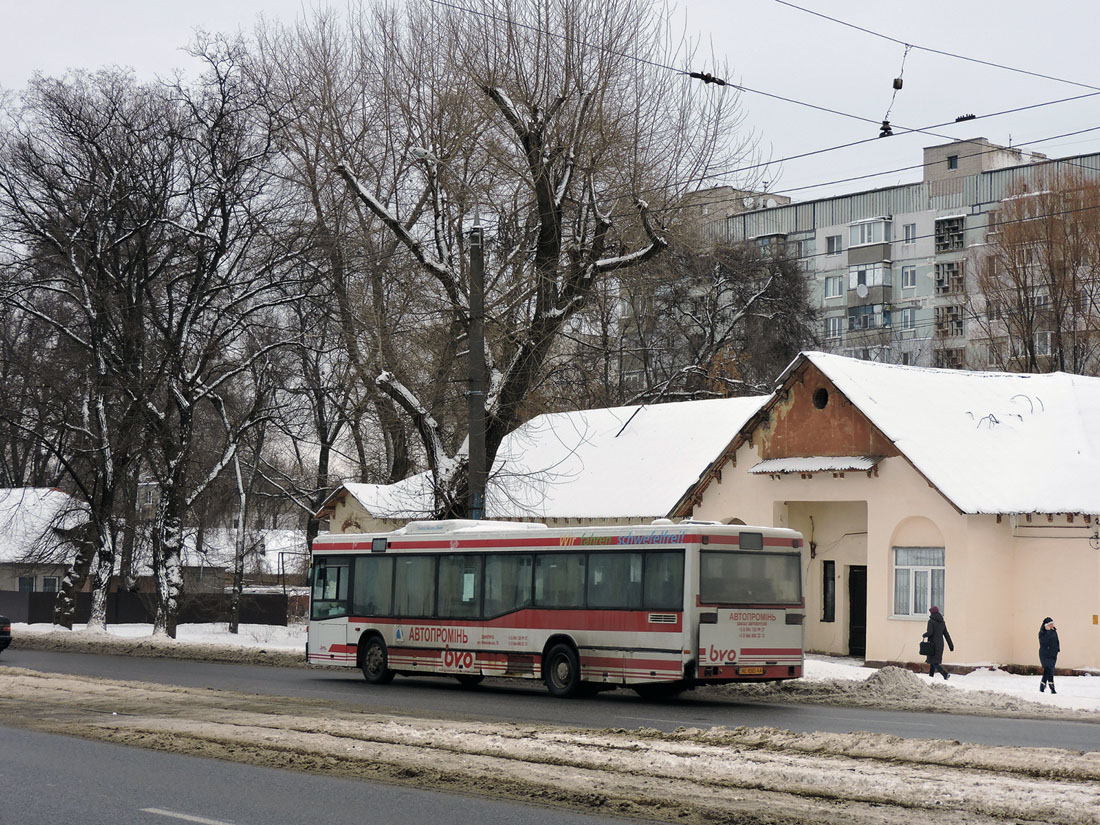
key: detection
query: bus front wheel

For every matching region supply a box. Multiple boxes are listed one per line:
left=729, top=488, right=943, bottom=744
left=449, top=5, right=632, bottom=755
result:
left=544, top=643, right=582, bottom=698
left=361, top=637, right=395, bottom=685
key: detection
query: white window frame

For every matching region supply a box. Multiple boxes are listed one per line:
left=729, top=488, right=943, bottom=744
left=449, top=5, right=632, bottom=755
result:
left=825, top=316, right=844, bottom=339
left=899, top=308, right=916, bottom=330
left=893, top=546, right=945, bottom=617
left=824, top=276, right=844, bottom=299
left=848, top=262, right=890, bottom=290
left=849, top=219, right=892, bottom=248
left=901, top=265, right=917, bottom=289
left=826, top=235, right=842, bottom=255
left=903, top=223, right=917, bottom=244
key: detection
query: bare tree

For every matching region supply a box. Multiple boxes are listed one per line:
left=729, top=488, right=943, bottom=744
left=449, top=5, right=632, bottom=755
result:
left=617, top=241, right=819, bottom=401
left=140, top=38, right=306, bottom=637
left=0, top=69, right=178, bottom=628
left=286, top=0, right=756, bottom=516
left=972, top=171, right=1100, bottom=374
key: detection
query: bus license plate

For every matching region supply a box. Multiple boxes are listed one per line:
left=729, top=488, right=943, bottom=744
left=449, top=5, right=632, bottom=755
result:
left=738, top=666, right=764, bottom=675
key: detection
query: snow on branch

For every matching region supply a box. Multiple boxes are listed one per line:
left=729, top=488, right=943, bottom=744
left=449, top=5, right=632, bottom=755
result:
left=595, top=198, right=667, bottom=273
left=375, top=370, right=454, bottom=478
left=334, top=161, right=455, bottom=284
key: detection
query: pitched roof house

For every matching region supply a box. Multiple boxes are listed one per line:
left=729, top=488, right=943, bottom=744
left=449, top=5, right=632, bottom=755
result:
left=676, top=352, right=1100, bottom=671
left=317, top=396, right=768, bottom=531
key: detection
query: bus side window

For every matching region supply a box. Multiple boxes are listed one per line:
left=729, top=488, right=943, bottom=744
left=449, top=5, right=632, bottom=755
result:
left=534, top=553, right=585, bottom=609
left=352, top=555, right=394, bottom=617
left=438, top=554, right=483, bottom=618
left=484, top=554, right=532, bottom=617
left=394, top=555, right=436, bottom=617
left=587, top=552, right=642, bottom=609
left=643, top=551, right=684, bottom=610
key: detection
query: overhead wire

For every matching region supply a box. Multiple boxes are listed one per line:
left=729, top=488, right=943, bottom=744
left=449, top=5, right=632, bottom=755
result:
left=774, top=0, right=1100, bottom=92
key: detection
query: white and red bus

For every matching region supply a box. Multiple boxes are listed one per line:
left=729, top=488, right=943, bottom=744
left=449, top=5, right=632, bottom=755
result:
left=308, top=519, right=805, bottom=698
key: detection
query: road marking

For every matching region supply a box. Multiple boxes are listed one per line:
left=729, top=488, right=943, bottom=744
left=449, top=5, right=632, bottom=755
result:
left=140, top=808, right=237, bottom=825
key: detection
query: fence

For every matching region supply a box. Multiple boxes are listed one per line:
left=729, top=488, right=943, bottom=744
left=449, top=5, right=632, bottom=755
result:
left=0, top=590, right=288, bottom=626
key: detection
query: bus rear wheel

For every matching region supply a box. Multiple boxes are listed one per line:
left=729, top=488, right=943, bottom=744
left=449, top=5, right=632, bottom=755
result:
left=544, top=643, right=582, bottom=698
left=361, top=637, right=395, bottom=685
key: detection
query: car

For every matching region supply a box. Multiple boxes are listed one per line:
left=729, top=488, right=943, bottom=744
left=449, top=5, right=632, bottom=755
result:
left=0, top=615, right=10, bottom=655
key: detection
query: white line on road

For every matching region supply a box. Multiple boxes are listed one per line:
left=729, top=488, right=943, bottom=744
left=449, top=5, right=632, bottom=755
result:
left=140, top=808, right=237, bottom=825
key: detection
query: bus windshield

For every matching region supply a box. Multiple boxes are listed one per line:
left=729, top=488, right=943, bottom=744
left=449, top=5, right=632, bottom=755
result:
left=699, top=550, right=801, bottom=606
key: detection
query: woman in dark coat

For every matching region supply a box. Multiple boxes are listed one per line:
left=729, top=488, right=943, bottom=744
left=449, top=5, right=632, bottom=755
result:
left=923, top=605, right=954, bottom=679
left=1039, top=617, right=1060, bottom=694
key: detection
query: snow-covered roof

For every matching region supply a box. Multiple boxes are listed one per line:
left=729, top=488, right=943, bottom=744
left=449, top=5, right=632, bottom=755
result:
left=0, top=488, right=85, bottom=564
left=337, top=396, right=768, bottom=521
left=797, top=352, right=1100, bottom=514
left=750, top=456, right=881, bottom=474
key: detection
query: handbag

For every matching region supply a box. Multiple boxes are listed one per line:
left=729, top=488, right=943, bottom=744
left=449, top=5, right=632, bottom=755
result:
left=918, top=639, right=933, bottom=656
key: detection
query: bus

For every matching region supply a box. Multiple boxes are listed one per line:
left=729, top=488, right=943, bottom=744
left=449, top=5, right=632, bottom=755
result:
left=308, top=519, right=805, bottom=698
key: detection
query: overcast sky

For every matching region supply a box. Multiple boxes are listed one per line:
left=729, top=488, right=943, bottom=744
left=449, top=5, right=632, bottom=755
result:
left=1, top=1, right=1097, bottom=200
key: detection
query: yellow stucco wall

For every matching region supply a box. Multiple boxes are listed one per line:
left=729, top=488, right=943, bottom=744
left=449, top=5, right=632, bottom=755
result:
left=692, top=441, right=1100, bottom=670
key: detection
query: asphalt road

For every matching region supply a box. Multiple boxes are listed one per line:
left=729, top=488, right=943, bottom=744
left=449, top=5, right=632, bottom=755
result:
left=0, top=724, right=652, bottom=825
left=7, top=648, right=1100, bottom=752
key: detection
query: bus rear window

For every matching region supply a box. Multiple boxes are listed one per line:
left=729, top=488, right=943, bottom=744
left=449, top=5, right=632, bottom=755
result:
left=700, top=550, right=801, bottom=606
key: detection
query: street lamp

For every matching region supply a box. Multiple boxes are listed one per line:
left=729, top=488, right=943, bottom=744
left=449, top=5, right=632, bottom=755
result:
left=411, top=148, right=486, bottom=520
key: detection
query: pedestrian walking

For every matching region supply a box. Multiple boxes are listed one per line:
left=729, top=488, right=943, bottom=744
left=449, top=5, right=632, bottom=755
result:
left=1039, top=617, right=1060, bottom=694
left=923, top=605, right=954, bottom=680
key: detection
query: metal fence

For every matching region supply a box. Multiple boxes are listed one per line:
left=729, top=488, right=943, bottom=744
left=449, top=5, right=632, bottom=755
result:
left=0, top=590, right=288, bottom=626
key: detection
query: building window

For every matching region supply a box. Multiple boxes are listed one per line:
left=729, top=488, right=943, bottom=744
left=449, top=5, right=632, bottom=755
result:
left=849, top=219, right=891, bottom=247
left=826, top=235, right=842, bottom=255
left=18, top=576, right=34, bottom=592
left=848, top=304, right=886, bottom=331
left=825, top=316, right=844, bottom=339
left=42, top=576, right=59, bottom=592
left=1034, top=330, right=1053, bottom=357
left=947, top=155, right=959, bottom=170
left=901, top=265, right=917, bottom=289
left=822, top=560, right=835, bottom=623
left=893, top=546, right=944, bottom=617
left=934, top=216, right=964, bottom=252
left=899, top=308, right=916, bottom=330
left=903, top=223, right=917, bottom=244
left=824, top=276, right=844, bottom=298
left=848, top=263, right=890, bottom=290
left=933, top=348, right=965, bottom=369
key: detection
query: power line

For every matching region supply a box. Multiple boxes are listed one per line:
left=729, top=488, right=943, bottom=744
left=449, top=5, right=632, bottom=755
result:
left=774, top=0, right=1100, bottom=92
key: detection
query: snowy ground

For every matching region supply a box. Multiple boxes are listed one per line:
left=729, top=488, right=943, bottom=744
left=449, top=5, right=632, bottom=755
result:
left=11, top=620, right=1100, bottom=716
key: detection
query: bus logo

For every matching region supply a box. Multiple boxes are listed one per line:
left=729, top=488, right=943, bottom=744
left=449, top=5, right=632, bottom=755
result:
left=395, top=627, right=403, bottom=641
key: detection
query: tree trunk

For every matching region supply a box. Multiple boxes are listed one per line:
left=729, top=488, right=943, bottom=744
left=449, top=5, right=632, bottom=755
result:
left=52, top=531, right=95, bottom=630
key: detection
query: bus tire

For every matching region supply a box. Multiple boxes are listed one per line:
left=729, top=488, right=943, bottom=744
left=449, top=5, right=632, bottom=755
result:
left=360, top=637, right=395, bottom=685
left=455, top=674, right=484, bottom=688
left=544, top=643, right=582, bottom=698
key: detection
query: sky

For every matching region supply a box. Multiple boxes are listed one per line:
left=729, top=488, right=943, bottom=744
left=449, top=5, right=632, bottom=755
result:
left=0, top=1, right=1098, bottom=201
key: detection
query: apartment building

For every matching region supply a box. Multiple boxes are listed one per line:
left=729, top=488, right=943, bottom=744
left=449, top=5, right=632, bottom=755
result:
left=723, top=138, right=1100, bottom=368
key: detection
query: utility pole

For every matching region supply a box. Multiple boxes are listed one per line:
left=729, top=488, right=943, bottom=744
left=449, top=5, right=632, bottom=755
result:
left=467, top=219, right=487, bottom=520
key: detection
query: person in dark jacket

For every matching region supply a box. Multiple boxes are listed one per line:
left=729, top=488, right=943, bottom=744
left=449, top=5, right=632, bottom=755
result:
left=1038, top=617, right=1060, bottom=694
left=923, top=605, right=954, bottom=679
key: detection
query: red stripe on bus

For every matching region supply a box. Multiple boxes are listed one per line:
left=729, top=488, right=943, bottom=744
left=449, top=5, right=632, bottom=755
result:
left=315, top=534, right=708, bottom=552
left=582, top=656, right=682, bottom=672
left=348, top=609, right=681, bottom=633
left=739, top=648, right=802, bottom=656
